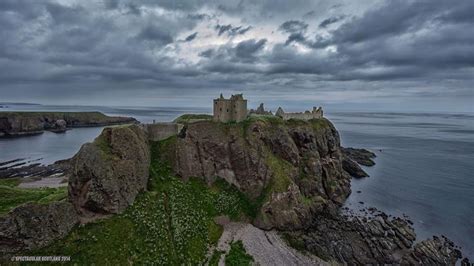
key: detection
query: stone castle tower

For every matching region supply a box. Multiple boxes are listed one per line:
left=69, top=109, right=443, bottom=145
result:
left=213, top=93, right=248, bottom=122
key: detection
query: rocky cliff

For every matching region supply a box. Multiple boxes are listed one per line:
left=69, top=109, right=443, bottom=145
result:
left=68, top=124, right=150, bottom=219
left=0, top=112, right=137, bottom=137
left=0, top=201, right=78, bottom=254
left=167, top=117, right=351, bottom=230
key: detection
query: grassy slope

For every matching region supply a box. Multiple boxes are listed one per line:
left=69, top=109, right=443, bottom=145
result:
left=173, top=114, right=213, bottom=123
left=225, top=240, right=254, bottom=266
left=30, top=137, right=256, bottom=265
left=0, top=179, right=67, bottom=215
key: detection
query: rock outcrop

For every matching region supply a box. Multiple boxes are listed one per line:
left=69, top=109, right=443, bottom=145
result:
left=68, top=124, right=150, bottom=219
left=340, top=147, right=377, bottom=178
left=401, top=236, right=462, bottom=265
left=169, top=117, right=351, bottom=230
left=341, top=155, right=369, bottom=178
left=341, top=147, right=376, bottom=166
left=0, top=201, right=79, bottom=254
left=285, top=208, right=462, bottom=265
left=0, top=112, right=137, bottom=137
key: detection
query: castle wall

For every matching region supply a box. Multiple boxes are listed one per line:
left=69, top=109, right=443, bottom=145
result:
left=277, top=107, right=323, bottom=121
left=213, top=99, right=233, bottom=122
left=146, top=123, right=183, bottom=141
left=280, top=112, right=322, bottom=120
left=213, top=95, right=248, bottom=122
left=233, top=99, right=247, bottom=122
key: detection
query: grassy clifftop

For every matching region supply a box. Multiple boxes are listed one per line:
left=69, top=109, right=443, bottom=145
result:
left=30, top=137, right=255, bottom=264
left=0, top=179, right=67, bottom=215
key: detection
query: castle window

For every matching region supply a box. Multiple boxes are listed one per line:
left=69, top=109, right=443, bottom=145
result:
left=220, top=108, right=222, bottom=111
left=227, top=109, right=229, bottom=112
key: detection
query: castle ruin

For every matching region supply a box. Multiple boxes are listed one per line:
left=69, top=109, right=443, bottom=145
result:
left=213, top=93, right=248, bottom=122
left=275, top=106, right=323, bottom=120
left=213, top=93, right=323, bottom=122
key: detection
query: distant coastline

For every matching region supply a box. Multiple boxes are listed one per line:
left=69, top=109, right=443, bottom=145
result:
left=0, top=111, right=137, bottom=138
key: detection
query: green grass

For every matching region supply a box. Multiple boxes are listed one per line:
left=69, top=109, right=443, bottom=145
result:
left=30, top=139, right=256, bottom=265
left=173, top=114, right=212, bottom=123
left=0, top=186, right=67, bottom=215
left=209, top=249, right=225, bottom=266
left=265, top=151, right=293, bottom=193
left=309, top=118, right=331, bottom=130
left=0, top=177, right=21, bottom=187
left=225, top=240, right=254, bottom=266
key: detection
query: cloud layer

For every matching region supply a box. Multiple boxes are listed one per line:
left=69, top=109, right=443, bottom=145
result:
left=0, top=0, right=473, bottom=110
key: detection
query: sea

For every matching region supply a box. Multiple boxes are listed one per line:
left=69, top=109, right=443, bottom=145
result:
left=1, top=104, right=473, bottom=258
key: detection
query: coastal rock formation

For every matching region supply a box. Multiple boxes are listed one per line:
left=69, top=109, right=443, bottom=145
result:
left=0, top=159, right=67, bottom=179
left=68, top=124, right=150, bottom=219
left=170, top=117, right=351, bottom=230
left=401, top=236, right=462, bottom=265
left=0, top=201, right=79, bottom=254
left=341, top=155, right=369, bottom=178
left=284, top=209, right=462, bottom=265
left=341, top=147, right=376, bottom=166
left=340, top=147, right=377, bottom=178
left=0, top=112, right=137, bottom=137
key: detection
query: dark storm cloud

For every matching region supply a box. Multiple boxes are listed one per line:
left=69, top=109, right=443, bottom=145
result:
left=0, top=0, right=473, bottom=108
left=235, top=39, right=267, bottom=59
left=137, top=24, right=173, bottom=44
left=278, top=20, right=308, bottom=33
left=319, top=16, right=345, bottom=28
left=184, top=32, right=198, bottom=42
left=215, top=24, right=252, bottom=36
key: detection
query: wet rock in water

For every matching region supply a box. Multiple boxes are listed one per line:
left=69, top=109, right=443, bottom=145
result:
left=0, top=159, right=66, bottom=179
left=341, top=147, right=376, bottom=166
left=50, top=119, right=67, bottom=133
left=68, top=124, right=150, bottom=219
left=342, top=155, right=369, bottom=178
left=461, top=257, right=471, bottom=266
left=284, top=209, right=463, bottom=265
left=0, top=201, right=79, bottom=254
left=401, top=236, right=462, bottom=265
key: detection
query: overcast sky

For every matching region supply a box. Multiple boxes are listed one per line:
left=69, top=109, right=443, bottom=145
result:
left=0, top=0, right=473, bottom=112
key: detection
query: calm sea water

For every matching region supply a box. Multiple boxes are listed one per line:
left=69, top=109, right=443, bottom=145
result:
left=1, top=105, right=473, bottom=257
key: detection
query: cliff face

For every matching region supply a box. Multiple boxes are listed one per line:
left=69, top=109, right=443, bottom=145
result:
left=0, top=112, right=137, bottom=137
left=170, top=117, right=351, bottom=230
left=0, top=201, right=78, bottom=254
left=68, top=124, right=150, bottom=219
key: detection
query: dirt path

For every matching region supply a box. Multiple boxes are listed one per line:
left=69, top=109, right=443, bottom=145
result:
left=215, top=221, right=328, bottom=266
left=18, top=176, right=67, bottom=188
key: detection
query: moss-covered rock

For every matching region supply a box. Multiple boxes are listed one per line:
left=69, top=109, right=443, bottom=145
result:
left=68, top=124, right=150, bottom=219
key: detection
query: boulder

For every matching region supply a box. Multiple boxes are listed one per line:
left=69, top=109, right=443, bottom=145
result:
left=0, top=201, right=79, bottom=254
left=68, top=125, right=150, bottom=219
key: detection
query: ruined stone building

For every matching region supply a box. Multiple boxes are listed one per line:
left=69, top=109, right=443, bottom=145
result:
left=276, top=106, right=323, bottom=120
left=249, top=103, right=273, bottom=116
left=213, top=93, right=248, bottom=122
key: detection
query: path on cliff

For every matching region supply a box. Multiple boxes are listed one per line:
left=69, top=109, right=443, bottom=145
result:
left=215, top=221, right=327, bottom=266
